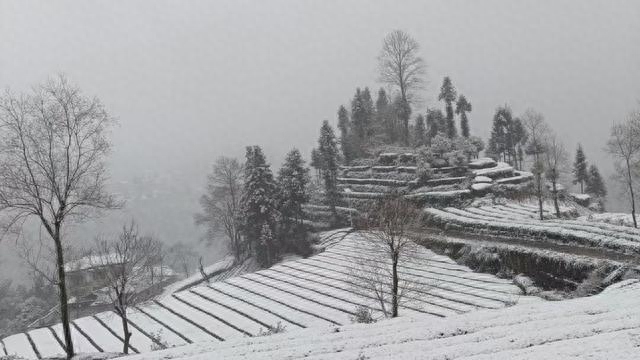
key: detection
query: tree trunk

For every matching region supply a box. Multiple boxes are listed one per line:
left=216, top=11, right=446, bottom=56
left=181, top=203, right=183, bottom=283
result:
left=391, top=253, right=399, bottom=318
left=122, top=312, right=131, bottom=354
left=626, top=159, right=638, bottom=228
left=537, top=175, right=544, bottom=221
left=53, top=229, right=74, bottom=359
left=552, top=180, right=560, bottom=217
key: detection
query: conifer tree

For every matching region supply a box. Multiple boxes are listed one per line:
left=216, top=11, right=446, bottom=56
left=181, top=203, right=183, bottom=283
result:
left=241, top=145, right=279, bottom=267
left=511, top=118, right=527, bottom=170
left=586, top=164, right=607, bottom=198
left=572, top=144, right=588, bottom=193
left=487, top=106, right=523, bottom=166
left=393, top=95, right=412, bottom=145
left=277, top=148, right=310, bottom=249
left=455, top=94, right=472, bottom=138
left=351, top=88, right=367, bottom=140
left=317, top=121, right=341, bottom=223
left=310, top=148, right=322, bottom=181
left=439, top=77, right=458, bottom=138
left=376, top=88, right=392, bottom=140
left=258, top=224, right=276, bottom=267
left=362, top=87, right=374, bottom=136
left=337, top=105, right=349, bottom=139
left=426, top=108, right=445, bottom=145
left=337, top=105, right=353, bottom=162
left=413, top=114, right=426, bottom=147
left=487, top=110, right=505, bottom=160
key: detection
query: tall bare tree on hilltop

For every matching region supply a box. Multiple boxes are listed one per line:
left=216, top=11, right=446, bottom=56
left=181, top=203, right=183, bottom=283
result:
left=0, top=75, right=119, bottom=359
left=378, top=30, right=425, bottom=144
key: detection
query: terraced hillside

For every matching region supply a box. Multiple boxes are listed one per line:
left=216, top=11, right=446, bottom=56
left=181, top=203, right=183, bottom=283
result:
left=337, top=155, right=532, bottom=209
left=111, top=279, right=640, bottom=360
left=425, top=203, right=640, bottom=255
left=0, top=233, right=529, bottom=359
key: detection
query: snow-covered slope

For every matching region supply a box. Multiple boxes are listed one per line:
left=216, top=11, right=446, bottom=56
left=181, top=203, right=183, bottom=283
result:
left=1, top=233, right=527, bottom=359
left=425, top=203, right=640, bottom=254
left=113, top=279, right=640, bottom=360
left=579, top=212, right=640, bottom=228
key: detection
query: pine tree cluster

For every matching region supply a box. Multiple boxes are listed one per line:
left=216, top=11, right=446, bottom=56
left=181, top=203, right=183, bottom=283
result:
left=239, top=145, right=312, bottom=267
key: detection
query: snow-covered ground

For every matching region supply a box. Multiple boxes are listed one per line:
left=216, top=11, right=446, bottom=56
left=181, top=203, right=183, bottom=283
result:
left=110, top=279, right=640, bottom=360
left=579, top=212, right=639, bottom=228
left=1, top=232, right=528, bottom=359
left=425, top=202, right=640, bottom=254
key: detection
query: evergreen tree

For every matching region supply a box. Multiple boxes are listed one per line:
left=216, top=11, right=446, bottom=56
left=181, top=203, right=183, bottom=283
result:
left=487, top=110, right=505, bottom=160
left=362, top=87, right=374, bottom=136
left=487, top=106, right=522, bottom=166
left=426, top=108, right=445, bottom=145
left=586, top=164, right=607, bottom=198
left=337, top=105, right=349, bottom=138
left=351, top=88, right=367, bottom=140
left=512, top=118, right=527, bottom=170
left=337, top=105, right=353, bottom=162
left=277, top=148, right=310, bottom=248
left=241, top=146, right=279, bottom=267
left=438, top=77, right=458, bottom=138
left=375, top=88, right=392, bottom=140
left=310, top=148, right=322, bottom=180
left=413, top=114, right=426, bottom=147
left=392, top=95, right=411, bottom=145
left=572, top=144, right=588, bottom=193
left=317, top=121, right=341, bottom=222
left=455, top=94, right=472, bottom=138
left=258, top=223, right=276, bottom=267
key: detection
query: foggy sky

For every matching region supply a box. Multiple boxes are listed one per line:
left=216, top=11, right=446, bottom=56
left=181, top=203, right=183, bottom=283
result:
left=1, top=1, right=640, bottom=278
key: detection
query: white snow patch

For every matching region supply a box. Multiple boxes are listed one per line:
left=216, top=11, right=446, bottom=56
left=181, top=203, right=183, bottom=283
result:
left=471, top=183, right=493, bottom=192
left=473, top=176, right=493, bottom=183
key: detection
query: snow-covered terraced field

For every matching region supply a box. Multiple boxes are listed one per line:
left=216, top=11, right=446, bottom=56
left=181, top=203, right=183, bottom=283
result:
left=115, top=279, right=640, bottom=360
left=1, top=233, right=528, bottom=359
left=579, top=212, right=640, bottom=228
left=425, top=203, right=640, bottom=254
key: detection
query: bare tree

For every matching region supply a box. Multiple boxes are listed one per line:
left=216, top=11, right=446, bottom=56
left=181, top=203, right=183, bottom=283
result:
left=167, top=242, right=197, bottom=276
left=606, top=110, right=640, bottom=228
left=145, top=238, right=166, bottom=285
left=198, top=256, right=209, bottom=284
left=521, top=109, right=549, bottom=220
left=195, top=156, right=244, bottom=260
left=354, top=195, right=423, bottom=318
left=0, top=76, right=118, bottom=358
left=378, top=30, right=426, bottom=105
left=544, top=133, right=568, bottom=217
left=92, top=222, right=162, bottom=354
left=378, top=30, right=426, bottom=144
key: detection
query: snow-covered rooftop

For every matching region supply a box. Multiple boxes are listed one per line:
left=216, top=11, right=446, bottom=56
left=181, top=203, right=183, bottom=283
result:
left=64, top=253, right=123, bottom=272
